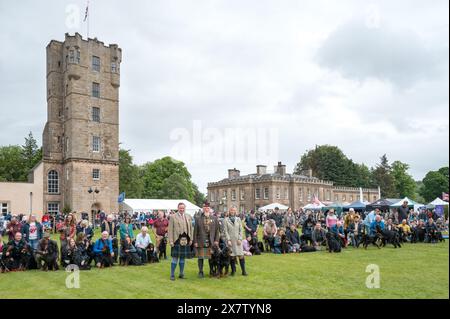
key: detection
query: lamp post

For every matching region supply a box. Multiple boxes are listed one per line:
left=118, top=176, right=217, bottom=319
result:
left=88, top=187, right=100, bottom=226
left=29, top=192, right=33, bottom=216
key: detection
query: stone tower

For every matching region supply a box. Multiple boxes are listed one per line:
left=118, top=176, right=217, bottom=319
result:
left=42, top=33, right=121, bottom=218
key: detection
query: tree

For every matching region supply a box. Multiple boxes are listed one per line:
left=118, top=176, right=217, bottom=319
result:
left=391, top=161, right=416, bottom=199
left=371, top=154, right=396, bottom=198
left=160, top=173, right=195, bottom=201
left=119, top=149, right=144, bottom=198
left=420, top=168, right=449, bottom=202
left=21, top=131, right=42, bottom=172
left=140, top=156, right=196, bottom=201
left=0, top=145, right=27, bottom=181
left=294, top=145, right=353, bottom=186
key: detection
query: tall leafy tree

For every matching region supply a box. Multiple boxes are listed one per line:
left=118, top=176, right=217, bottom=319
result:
left=420, top=168, right=449, bottom=202
left=160, top=173, right=195, bottom=201
left=391, top=161, right=416, bottom=198
left=140, top=156, right=196, bottom=201
left=21, top=131, right=42, bottom=172
left=371, top=154, right=396, bottom=198
left=119, top=149, right=144, bottom=198
left=294, top=145, right=353, bottom=186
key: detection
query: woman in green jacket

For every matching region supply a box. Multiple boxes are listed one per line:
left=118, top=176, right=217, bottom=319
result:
left=120, top=215, right=134, bottom=241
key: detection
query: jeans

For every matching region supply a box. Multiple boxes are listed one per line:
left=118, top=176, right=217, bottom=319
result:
left=136, top=247, right=147, bottom=263
left=28, top=239, right=39, bottom=251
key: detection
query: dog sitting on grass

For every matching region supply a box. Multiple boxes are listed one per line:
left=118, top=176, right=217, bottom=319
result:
left=325, top=232, right=341, bottom=253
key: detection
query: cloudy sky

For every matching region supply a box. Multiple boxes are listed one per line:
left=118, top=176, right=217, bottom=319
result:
left=0, top=0, right=448, bottom=193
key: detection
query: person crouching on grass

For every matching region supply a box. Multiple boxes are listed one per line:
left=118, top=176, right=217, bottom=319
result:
left=193, top=201, right=220, bottom=278
left=224, top=206, right=248, bottom=276
left=168, top=202, right=194, bottom=281
left=93, top=231, right=114, bottom=268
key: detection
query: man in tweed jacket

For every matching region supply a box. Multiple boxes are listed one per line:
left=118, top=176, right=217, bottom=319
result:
left=168, top=202, right=193, bottom=280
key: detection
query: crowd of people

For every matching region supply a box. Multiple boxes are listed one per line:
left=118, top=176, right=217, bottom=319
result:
left=0, top=200, right=448, bottom=280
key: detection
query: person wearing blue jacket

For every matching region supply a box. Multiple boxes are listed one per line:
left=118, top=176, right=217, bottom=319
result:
left=93, top=231, right=114, bottom=268
left=369, top=215, right=385, bottom=237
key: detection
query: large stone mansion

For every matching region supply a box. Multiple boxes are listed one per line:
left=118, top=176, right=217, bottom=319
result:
left=207, top=162, right=380, bottom=212
left=0, top=33, right=121, bottom=219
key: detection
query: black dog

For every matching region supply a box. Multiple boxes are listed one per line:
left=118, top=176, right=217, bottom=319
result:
left=249, top=237, right=261, bottom=255
left=376, top=225, right=401, bottom=248
left=158, top=236, right=167, bottom=260
left=209, top=245, right=221, bottom=277
left=219, top=246, right=231, bottom=276
left=299, top=243, right=317, bottom=253
left=147, top=243, right=159, bottom=263
left=326, top=232, right=341, bottom=253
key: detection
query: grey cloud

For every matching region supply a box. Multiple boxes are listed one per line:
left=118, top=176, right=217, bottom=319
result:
left=316, top=20, right=448, bottom=87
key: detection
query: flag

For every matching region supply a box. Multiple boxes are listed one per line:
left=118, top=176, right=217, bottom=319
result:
left=83, top=2, right=89, bottom=22
left=312, top=193, right=320, bottom=204
left=443, top=192, right=449, bottom=202
left=118, top=192, right=125, bottom=203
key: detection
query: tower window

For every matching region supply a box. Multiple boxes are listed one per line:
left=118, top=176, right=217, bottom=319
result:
left=47, top=170, right=59, bottom=194
left=92, top=169, right=100, bottom=180
left=69, top=49, right=80, bottom=64
left=92, top=107, right=100, bottom=122
left=92, top=56, right=100, bottom=72
left=47, top=202, right=60, bottom=214
left=111, top=62, right=117, bottom=73
left=92, top=136, right=101, bottom=152
left=92, top=82, right=100, bottom=98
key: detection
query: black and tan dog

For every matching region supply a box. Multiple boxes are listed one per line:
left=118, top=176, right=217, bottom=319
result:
left=147, top=243, right=159, bottom=263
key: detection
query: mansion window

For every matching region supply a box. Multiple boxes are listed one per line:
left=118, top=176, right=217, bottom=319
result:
left=92, top=136, right=101, bottom=152
left=231, top=189, right=236, bottom=201
left=307, top=188, right=311, bottom=201
left=47, top=202, right=60, bottom=214
left=299, top=188, right=303, bottom=201
left=92, top=56, right=101, bottom=72
left=92, top=82, right=100, bottom=98
left=342, top=195, right=346, bottom=202
left=285, top=188, right=289, bottom=200
left=255, top=188, right=261, bottom=200
left=276, top=188, right=280, bottom=200
left=92, top=169, right=100, bottom=180
left=210, top=192, right=215, bottom=202
left=326, top=190, right=331, bottom=201
left=264, top=187, right=269, bottom=200
left=47, top=170, right=59, bottom=194
left=223, top=190, right=227, bottom=200
left=240, top=190, right=245, bottom=201
left=349, top=195, right=353, bottom=202
left=92, top=107, right=100, bottom=122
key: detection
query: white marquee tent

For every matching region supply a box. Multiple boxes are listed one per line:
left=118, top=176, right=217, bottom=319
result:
left=120, top=199, right=201, bottom=216
left=258, top=203, right=289, bottom=212
left=429, top=197, right=449, bottom=206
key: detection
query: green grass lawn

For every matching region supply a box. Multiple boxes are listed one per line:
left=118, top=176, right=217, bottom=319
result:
left=1, top=229, right=448, bottom=299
